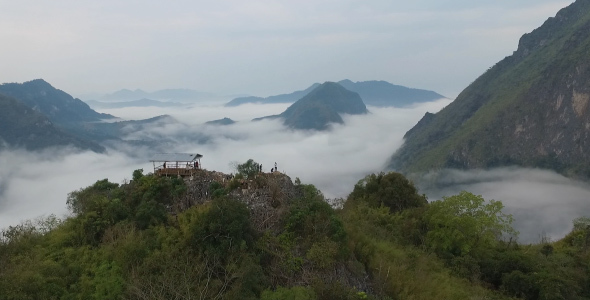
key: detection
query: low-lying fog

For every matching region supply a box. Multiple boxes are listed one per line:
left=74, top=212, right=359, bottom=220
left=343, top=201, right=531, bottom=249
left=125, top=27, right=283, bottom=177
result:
left=2, top=98, right=589, bottom=243
left=414, top=168, right=590, bottom=243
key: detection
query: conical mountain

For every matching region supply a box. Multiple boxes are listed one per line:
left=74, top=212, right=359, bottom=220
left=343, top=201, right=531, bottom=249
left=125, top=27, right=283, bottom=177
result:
left=280, top=82, right=367, bottom=130
left=390, top=0, right=590, bottom=177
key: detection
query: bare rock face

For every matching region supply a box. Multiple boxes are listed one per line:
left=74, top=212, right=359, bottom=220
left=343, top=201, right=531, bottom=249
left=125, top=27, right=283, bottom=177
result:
left=175, top=170, right=303, bottom=232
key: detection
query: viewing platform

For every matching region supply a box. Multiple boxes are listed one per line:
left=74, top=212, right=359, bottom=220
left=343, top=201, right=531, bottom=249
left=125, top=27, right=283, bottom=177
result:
left=150, top=153, right=203, bottom=177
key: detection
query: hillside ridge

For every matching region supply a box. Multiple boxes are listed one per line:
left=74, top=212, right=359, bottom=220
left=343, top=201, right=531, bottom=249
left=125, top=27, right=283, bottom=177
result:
left=389, top=0, right=590, bottom=177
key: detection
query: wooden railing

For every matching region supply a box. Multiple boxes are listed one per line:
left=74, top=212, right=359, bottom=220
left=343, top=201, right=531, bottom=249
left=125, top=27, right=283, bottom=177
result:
left=155, top=165, right=200, bottom=177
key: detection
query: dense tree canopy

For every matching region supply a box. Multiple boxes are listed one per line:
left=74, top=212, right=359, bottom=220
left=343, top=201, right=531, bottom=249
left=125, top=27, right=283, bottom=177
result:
left=424, top=191, right=517, bottom=257
left=1, top=170, right=588, bottom=299
left=347, top=172, right=427, bottom=213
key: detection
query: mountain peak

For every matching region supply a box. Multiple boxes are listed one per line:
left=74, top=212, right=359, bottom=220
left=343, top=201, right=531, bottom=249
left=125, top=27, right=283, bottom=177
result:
left=0, top=80, right=113, bottom=124
left=225, top=83, right=321, bottom=107
left=25, top=78, right=51, bottom=85
left=337, top=79, right=354, bottom=85
left=279, top=82, right=367, bottom=130
left=20, top=79, right=56, bottom=91
left=0, top=93, right=105, bottom=152
left=205, top=117, right=236, bottom=126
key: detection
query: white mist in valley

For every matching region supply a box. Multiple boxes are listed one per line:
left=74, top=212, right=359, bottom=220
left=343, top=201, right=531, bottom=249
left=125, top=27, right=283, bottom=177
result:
left=414, top=168, right=590, bottom=243
left=0, top=149, right=146, bottom=228
left=96, top=99, right=452, bottom=200
left=0, top=99, right=448, bottom=229
left=2, top=98, right=590, bottom=243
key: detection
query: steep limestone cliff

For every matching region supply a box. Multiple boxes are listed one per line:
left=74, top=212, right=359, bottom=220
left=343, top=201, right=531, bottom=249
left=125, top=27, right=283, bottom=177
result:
left=390, top=0, right=590, bottom=177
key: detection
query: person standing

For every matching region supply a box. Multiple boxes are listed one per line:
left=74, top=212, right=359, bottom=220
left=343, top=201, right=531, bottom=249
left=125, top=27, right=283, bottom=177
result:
left=275, top=162, right=277, bottom=172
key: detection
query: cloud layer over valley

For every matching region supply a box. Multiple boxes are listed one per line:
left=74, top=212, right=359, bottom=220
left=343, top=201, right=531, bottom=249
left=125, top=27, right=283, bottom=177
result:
left=0, top=100, right=448, bottom=229
left=2, top=99, right=590, bottom=243
left=414, top=168, right=590, bottom=243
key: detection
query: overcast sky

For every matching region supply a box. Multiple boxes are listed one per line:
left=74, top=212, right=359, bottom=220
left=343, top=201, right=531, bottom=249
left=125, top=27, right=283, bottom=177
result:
left=0, top=0, right=573, bottom=98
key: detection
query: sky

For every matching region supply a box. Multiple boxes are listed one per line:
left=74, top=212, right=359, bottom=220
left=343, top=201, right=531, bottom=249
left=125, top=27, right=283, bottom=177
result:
left=0, top=0, right=573, bottom=98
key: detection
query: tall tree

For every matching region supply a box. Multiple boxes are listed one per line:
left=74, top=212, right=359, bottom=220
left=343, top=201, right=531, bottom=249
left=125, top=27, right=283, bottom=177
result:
left=424, top=191, right=517, bottom=257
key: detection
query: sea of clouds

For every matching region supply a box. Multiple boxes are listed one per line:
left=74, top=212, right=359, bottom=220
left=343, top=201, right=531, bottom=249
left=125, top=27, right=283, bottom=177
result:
left=1, top=98, right=589, bottom=243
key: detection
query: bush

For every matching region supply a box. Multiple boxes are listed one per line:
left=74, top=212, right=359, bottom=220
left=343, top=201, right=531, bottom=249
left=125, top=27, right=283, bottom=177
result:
left=209, top=181, right=227, bottom=198
left=347, top=172, right=427, bottom=213
left=424, top=191, right=516, bottom=257
left=237, top=159, right=260, bottom=179
left=190, top=198, right=254, bottom=257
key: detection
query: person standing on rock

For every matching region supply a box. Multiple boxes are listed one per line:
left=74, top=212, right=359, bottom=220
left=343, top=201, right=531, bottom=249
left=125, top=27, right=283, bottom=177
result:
left=275, top=162, right=277, bottom=172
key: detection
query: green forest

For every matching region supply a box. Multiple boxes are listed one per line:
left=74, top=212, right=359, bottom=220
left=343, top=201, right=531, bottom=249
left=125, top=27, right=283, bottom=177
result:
left=1, top=165, right=589, bottom=300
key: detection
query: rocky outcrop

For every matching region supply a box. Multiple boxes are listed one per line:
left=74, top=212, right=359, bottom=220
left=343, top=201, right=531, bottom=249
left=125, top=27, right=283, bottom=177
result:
left=165, top=169, right=374, bottom=294
left=175, top=170, right=304, bottom=232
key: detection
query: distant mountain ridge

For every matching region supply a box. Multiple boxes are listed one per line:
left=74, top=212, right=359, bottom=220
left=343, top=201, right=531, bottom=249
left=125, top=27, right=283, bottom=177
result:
left=225, top=83, right=321, bottom=107
left=337, top=80, right=445, bottom=107
left=86, top=99, right=185, bottom=109
left=255, top=82, right=367, bottom=130
left=0, top=79, right=185, bottom=152
left=0, top=79, right=114, bottom=125
left=389, top=0, right=590, bottom=177
left=226, top=80, right=444, bottom=107
left=99, top=88, right=214, bottom=102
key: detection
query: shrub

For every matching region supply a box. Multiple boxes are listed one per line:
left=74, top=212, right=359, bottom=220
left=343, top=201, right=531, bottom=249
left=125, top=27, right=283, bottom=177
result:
left=347, top=172, right=427, bottom=213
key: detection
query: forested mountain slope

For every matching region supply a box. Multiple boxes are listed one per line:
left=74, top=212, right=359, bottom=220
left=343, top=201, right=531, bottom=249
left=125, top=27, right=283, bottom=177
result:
left=390, top=0, right=590, bottom=177
left=0, top=79, right=113, bottom=125
left=1, top=165, right=588, bottom=299
left=0, top=94, right=105, bottom=152
left=0, top=79, right=185, bottom=150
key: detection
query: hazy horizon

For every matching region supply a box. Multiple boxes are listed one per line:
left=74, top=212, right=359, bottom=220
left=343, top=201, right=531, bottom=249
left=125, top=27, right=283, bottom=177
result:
left=1, top=1, right=573, bottom=98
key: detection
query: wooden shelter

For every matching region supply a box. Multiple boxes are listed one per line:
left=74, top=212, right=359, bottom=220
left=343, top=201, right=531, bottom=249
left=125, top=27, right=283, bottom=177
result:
left=150, top=153, right=203, bottom=177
